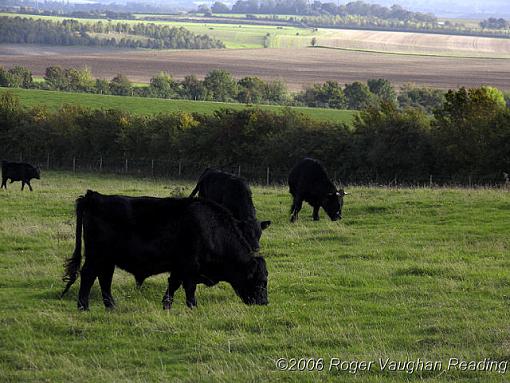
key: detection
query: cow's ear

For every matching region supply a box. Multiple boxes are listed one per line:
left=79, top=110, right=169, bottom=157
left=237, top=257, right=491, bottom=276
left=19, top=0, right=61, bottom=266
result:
left=338, top=189, right=348, bottom=196
left=261, top=220, right=271, bottom=230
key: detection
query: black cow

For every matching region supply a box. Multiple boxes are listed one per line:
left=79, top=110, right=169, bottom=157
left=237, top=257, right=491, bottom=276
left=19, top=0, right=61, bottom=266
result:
left=288, top=158, right=347, bottom=222
left=1, top=160, right=40, bottom=191
left=61, top=190, right=269, bottom=311
left=189, top=168, right=271, bottom=251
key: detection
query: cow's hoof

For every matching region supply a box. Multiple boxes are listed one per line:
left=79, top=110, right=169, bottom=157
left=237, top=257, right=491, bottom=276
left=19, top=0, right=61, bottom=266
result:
left=163, top=302, right=172, bottom=310
left=186, top=300, right=197, bottom=309
left=77, top=304, right=89, bottom=311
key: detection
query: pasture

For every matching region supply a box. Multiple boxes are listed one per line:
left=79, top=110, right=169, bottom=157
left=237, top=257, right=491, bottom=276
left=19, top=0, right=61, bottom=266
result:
left=0, top=88, right=355, bottom=124
left=1, top=171, right=509, bottom=382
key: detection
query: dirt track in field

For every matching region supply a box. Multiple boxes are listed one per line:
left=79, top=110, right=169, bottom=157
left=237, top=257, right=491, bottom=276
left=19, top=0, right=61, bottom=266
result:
left=1, top=44, right=509, bottom=91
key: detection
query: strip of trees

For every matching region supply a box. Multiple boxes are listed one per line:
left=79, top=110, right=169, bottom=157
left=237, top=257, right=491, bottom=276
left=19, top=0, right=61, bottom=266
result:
left=0, top=16, right=225, bottom=49
left=0, top=65, right=452, bottom=112
left=1, top=86, right=509, bottom=183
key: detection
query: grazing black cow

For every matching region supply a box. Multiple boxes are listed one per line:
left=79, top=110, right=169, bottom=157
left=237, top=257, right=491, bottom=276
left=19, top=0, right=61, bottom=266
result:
left=189, top=168, right=271, bottom=251
left=61, top=190, right=269, bottom=311
left=288, top=158, right=347, bottom=222
left=1, top=160, right=40, bottom=191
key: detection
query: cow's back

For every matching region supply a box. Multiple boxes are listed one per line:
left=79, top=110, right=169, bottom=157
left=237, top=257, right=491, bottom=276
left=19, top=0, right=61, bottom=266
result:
left=1, top=161, right=35, bottom=181
left=289, top=158, right=335, bottom=197
left=198, top=170, right=256, bottom=221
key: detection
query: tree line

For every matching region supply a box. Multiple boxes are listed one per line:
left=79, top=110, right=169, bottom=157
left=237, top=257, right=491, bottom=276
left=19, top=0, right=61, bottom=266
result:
left=208, top=0, right=436, bottom=22
left=1, top=86, right=509, bottom=184
left=0, top=65, right=454, bottom=113
left=0, top=16, right=225, bottom=49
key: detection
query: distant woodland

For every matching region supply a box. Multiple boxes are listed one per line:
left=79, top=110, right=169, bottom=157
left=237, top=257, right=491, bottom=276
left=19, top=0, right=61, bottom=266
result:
left=0, top=16, right=226, bottom=49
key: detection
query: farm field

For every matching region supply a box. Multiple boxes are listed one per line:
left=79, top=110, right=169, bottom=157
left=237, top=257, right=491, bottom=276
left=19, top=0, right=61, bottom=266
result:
left=2, top=12, right=510, bottom=56
left=0, top=88, right=356, bottom=123
left=2, top=44, right=510, bottom=91
left=1, top=172, right=510, bottom=382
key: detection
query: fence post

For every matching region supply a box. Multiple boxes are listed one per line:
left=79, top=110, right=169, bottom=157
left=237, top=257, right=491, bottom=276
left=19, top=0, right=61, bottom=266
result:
left=46, top=153, right=50, bottom=170
left=73, top=157, right=76, bottom=173
left=125, top=158, right=128, bottom=173
left=238, top=165, right=241, bottom=177
left=429, top=175, right=433, bottom=188
left=266, top=167, right=270, bottom=186
left=151, top=159, right=155, bottom=177
left=178, top=160, right=182, bottom=177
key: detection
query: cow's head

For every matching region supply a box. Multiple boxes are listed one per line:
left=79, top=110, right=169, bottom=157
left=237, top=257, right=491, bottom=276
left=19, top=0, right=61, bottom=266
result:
left=238, top=219, right=271, bottom=252
left=232, top=257, right=268, bottom=305
left=31, top=166, right=41, bottom=180
left=322, top=189, right=347, bottom=221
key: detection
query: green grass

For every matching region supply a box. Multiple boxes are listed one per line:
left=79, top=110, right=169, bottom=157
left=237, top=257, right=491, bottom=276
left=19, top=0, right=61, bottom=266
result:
left=1, top=172, right=510, bottom=382
left=0, top=87, right=356, bottom=124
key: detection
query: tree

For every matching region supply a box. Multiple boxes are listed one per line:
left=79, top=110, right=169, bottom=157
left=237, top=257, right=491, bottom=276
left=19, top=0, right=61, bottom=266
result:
left=263, top=80, right=289, bottom=104
left=45, top=66, right=68, bottom=90
left=95, top=79, right=110, bottom=95
left=203, top=70, right=238, bottom=102
left=237, top=76, right=265, bottom=103
left=65, top=67, right=94, bottom=92
left=432, top=86, right=508, bottom=175
left=5, top=66, right=33, bottom=88
left=109, top=74, right=132, bottom=96
left=398, top=84, right=445, bottom=113
left=149, top=72, right=176, bottom=98
left=211, top=2, right=231, bottom=13
left=354, top=102, right=433, bottom=181
left=344, top=81, right=376, bottom=109
left=367, top=78, right=396, bottom=104
left=179, top=75, right=208, bottom=100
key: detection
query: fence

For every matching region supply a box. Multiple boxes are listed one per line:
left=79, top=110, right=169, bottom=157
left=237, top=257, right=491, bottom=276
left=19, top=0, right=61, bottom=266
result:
left=5, top=153, right=510, bottom=188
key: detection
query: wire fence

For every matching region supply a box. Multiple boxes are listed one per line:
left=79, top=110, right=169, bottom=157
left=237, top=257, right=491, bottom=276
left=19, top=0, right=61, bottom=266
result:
left=4, top=153, right=510, bottom=189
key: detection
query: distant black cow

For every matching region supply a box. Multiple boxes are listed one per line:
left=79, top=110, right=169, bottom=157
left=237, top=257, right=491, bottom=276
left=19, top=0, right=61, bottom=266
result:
left=1, top=161, right=40, bottom=191
left=189, top=168, right=271, bottom=251
left=61, top=190, right=269, bottom=311
left=288, top=158, right=347, bottom=222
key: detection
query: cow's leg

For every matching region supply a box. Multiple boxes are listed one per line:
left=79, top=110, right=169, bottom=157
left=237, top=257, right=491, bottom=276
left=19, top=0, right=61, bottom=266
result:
left=1, top=177, right=6, bottom=189
left=77, top=260, right=98, bottom=311
left=312, top=205, right=320, bottom=221
left=98, top=264, right=116, bottom=309
left=21, top=181, right=25, bottom=191
left=135, top=275, right=145, bottom=289
left=27, top=181, right=33, bottom=192
left=183, top=279, right=197, bottom=309
left=290, top=196, right=303, bottom=222
left=162, top=274, right=182, bottom=310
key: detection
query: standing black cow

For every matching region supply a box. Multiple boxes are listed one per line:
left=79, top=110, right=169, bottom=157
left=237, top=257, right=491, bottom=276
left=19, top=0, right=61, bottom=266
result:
left=288, top=158, right=347, bottom=222
left=61, top=190, right=269, bottom=311
left=189, top=168, right=271, bottom=251
left=1, top=161, right=40, bottom=191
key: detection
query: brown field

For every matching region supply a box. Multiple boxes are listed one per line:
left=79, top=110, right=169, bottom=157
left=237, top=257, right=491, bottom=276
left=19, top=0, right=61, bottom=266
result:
left=279, top=28, right=510, bottom=57
left=1, top=44, right=510, bottom=91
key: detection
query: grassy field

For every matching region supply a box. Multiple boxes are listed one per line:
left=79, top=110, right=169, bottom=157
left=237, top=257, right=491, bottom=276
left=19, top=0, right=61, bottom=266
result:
left=1, top=172, right=510, bottom=382
left=0, top=88, right=356, bottom=124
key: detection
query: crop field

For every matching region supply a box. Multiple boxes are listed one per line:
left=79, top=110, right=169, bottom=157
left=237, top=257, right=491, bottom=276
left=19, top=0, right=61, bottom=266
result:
left=1, top=172, right=510, bottom=382
left=0, top=88, right=356, bottom=124
left=2, top=11, right=510, bottom=56
left=2, top=44, right=510, bottom=91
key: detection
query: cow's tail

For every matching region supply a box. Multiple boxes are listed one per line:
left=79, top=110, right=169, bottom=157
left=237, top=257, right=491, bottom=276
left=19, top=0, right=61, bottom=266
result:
left=60, top=195, right=86, bottom=298
left=189, top=167, right=211, bottom=198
